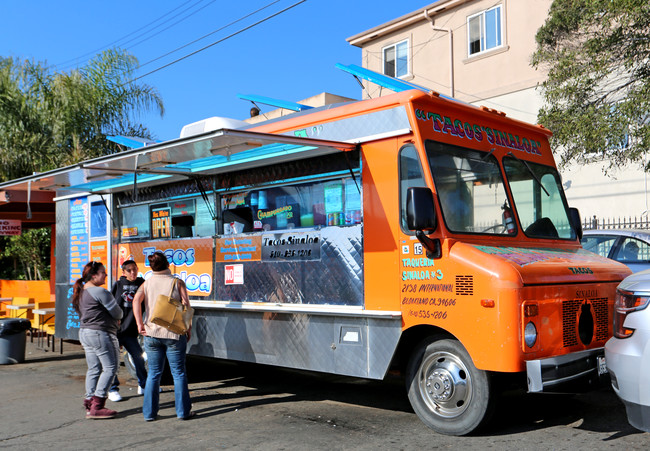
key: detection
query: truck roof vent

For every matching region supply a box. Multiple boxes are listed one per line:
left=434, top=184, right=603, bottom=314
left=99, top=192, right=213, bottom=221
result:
left=180, top=116, right=249, bottom=138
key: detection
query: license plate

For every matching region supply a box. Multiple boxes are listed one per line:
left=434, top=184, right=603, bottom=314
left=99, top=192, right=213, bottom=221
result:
left=597, top=355, right=608, bottom=375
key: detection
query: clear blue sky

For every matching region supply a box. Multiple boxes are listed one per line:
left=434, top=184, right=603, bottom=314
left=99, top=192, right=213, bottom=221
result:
left=1, top=0, right=434, bottom=142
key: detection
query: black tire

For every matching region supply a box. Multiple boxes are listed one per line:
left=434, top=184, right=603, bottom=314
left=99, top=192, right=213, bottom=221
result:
left=123, top=335, right=147, bottom=379
left=406, top=336, right=494, bottom=436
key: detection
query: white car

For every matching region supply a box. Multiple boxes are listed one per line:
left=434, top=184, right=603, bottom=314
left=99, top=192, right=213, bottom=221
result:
left=605, top=269, right=650, bottom=432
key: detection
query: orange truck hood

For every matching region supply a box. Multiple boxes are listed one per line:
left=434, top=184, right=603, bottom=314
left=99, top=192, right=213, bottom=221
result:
left=449, top=241, right=631, bottom=287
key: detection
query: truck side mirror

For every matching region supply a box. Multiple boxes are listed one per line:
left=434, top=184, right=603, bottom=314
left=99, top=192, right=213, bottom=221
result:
left=406, top=187, right=441, bottom=259
left=406, top=187, right=437, bottom=231
left=569, top=207, right=583, bottom=240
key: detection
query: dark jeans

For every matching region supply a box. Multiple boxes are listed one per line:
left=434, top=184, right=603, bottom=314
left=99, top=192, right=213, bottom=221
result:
left=111, top=334, right=148, bottom=391
left=143, top=335, right=191, bottom=420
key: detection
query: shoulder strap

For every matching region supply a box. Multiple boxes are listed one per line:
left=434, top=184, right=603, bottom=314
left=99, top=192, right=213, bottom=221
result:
left=168, top=278, right=177, bottom=298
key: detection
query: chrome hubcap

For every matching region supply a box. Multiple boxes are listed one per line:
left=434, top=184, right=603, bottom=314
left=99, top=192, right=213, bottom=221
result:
left=418, top=351, right=472, bottom=418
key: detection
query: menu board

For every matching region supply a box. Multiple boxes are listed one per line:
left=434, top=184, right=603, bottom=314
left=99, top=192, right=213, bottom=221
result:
left=69, top=197, right=89, bottom=283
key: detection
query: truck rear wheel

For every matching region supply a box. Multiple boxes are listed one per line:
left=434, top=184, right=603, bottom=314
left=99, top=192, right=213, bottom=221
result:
left=406, top=336, right=494, bottom=435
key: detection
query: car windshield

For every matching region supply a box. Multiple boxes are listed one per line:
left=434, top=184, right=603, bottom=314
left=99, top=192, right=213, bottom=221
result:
left=426, top=141, right=510, bottom=235
left=503, top=156, right=574, bottom=239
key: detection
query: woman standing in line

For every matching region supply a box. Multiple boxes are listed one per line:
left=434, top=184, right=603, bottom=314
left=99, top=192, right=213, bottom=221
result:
left=133, top=250, right=194, bottom=421
left=72, top=261, right=123, bottom=419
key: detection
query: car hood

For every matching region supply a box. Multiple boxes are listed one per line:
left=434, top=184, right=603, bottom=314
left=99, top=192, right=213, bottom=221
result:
left=452, top=243, right=631, bottom=286
left=617, top=268, right=650, bottom=293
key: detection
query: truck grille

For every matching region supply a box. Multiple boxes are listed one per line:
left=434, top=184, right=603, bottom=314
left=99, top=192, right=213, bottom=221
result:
left=562, top=297, right=609, bottom=347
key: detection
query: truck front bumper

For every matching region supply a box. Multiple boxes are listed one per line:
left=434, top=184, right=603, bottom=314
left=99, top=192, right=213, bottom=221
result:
left=526, top=348, right=609, bottom=393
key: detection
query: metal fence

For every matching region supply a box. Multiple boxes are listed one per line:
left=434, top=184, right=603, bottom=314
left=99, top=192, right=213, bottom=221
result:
left=582, top=215, right=650, bottom=231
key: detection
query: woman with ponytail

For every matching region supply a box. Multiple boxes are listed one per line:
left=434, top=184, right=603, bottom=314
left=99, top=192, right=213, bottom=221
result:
left=72, top=261, right=123, bottom=419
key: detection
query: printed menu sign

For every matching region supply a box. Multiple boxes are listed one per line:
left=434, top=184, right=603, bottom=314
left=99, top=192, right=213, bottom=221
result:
left=69, top=197, right=89, bottom=283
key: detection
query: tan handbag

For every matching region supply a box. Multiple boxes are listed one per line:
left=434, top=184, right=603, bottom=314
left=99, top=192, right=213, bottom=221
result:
left=150, top=278, right=194, bottom=335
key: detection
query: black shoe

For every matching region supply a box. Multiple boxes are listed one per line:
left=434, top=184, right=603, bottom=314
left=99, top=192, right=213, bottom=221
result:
left=179, top=411, right=196, bottom=420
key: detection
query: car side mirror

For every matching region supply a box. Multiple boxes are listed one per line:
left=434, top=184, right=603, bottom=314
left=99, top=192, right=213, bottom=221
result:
left=569, top=207, right=583, bottom=240
left=406, top=187, right=437, bottom=231
left=406, top=187, right=440, bottom=259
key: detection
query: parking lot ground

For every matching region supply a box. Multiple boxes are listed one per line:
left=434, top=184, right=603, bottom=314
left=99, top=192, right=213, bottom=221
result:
left=0, top=338, right=648, bottom=450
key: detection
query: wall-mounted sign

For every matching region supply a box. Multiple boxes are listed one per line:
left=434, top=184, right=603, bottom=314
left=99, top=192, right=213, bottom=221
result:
left=69, top=197, right=89, bottom=283
left=215, top=236, right=262, bottom=262
left=225, top=264, right=244, bottom=285
left=122, top=227, right=138, bottom=237
left=118, top=238, right=213, bottom=297
left=0, top=219, right=21, bottom=236
left=151, top=207, right=171, bottom=238
left=261, top=231, right=321, bottom=261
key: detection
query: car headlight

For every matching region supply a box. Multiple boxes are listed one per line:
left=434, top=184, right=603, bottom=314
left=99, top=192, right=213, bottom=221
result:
left=614, top=289, right=650, bottom=338
left=524, top=321, right=537, bottom=348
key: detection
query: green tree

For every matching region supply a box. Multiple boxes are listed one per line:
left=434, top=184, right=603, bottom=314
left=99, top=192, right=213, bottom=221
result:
left=533, top=0, right=650, bottom=172
left=0, top=48, right=163, bottom=279
left=0, top=57, right=54, bottom=181
left=0, top=48, right=164, bottom=181
left=0, top=228, right=51, bottom=280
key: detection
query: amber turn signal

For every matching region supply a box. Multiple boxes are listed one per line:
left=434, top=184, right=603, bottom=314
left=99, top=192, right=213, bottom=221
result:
left=481, top=299, right=495, bottom=308
left=524, top=304, right=538, bottom=317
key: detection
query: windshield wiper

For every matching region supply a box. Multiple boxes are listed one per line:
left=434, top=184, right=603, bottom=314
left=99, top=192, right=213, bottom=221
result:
left=507, top=152, right=550, bottom=197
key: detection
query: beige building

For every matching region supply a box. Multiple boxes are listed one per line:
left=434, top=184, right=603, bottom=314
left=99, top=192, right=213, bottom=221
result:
left=347, top=0, right=650, bottom=225
left=244, top=93, right=354, bottom=125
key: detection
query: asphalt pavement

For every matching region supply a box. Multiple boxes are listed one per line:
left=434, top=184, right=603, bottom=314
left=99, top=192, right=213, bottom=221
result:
left=0, top=336, right=648, bottom=450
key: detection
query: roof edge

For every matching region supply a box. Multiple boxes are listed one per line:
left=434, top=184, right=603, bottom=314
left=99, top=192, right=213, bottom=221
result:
left=347, top=0, right=470, bottom=47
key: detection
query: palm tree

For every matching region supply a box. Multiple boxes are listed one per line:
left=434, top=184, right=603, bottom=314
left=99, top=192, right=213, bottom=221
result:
left=0, top=57, right=54, bottom=180
left=0, top=48, right=164, bottom=180
left=0, top=48, right=164, bottom=280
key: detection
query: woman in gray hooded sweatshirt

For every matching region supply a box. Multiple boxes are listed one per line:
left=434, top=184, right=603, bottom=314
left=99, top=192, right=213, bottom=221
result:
left=72, top=261, right=123, bottom=419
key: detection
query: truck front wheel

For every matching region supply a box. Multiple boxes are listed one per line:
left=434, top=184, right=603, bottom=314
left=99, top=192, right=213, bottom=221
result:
left=406, top=336, right=494, bottom=435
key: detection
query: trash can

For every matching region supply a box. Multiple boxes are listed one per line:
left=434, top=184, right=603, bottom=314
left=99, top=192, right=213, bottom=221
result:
left=0, top=318, right=31, bottom=364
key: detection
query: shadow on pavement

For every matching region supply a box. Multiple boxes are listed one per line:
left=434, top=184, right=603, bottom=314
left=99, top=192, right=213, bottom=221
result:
left=185, top=355, right=411, bottom=416
left=184, top=355, right=641, bottom=438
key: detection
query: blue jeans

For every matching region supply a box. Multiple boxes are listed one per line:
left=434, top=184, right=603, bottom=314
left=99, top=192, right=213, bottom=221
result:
left=143, top=335, right=191, bottom=420
left=110, top=335, right=148, bottom=391
left=79, top=328, right=120, bottom=399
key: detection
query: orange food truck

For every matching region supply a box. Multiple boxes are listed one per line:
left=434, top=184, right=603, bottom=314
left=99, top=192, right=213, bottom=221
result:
left=0, top=82, right=630, bottom=435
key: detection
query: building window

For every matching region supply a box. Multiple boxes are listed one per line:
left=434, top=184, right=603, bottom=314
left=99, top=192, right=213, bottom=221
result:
left=468, top=5, right=503, bottom=56
left=383, top=39, right=409, bottom=78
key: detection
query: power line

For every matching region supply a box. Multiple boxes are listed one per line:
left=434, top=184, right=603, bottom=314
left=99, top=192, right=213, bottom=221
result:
left=129, top=0, right=306, bottom=83
left=114, top=0, right=219, bottom=54
left=54, top=0, right=203, bottom=69
left=139, top=0, right=282, bottom=69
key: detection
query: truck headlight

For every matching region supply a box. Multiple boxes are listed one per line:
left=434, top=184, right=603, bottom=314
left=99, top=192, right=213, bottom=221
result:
left=524, top=321, right=537, bottom=348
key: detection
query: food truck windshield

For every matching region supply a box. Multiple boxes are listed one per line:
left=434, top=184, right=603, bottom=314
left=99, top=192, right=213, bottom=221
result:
left=426, top=140, right=574, bottom=239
